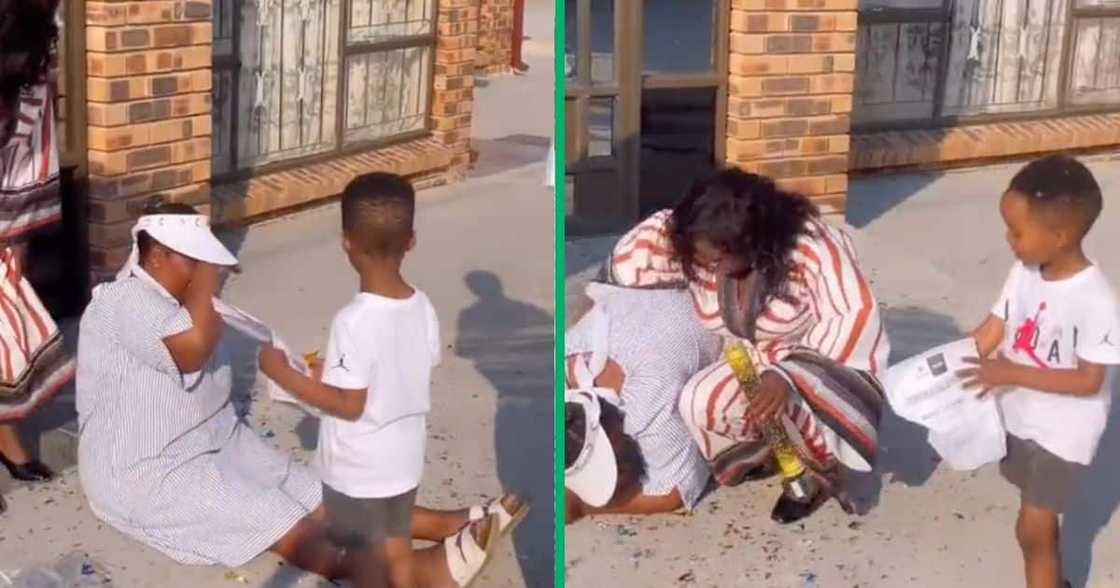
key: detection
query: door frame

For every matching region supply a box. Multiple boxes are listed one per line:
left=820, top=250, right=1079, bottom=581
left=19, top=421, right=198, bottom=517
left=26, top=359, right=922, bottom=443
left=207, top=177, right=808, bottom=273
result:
left=565, top=0, right=729, bottom=230
left=57, top=0, right=88, bottom=178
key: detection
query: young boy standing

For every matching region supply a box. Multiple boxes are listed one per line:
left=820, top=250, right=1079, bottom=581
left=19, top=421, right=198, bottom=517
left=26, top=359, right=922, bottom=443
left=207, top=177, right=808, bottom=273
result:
left=963, top=155, right=1120, bottom=588
left=262, top=173, right=444, bottom=587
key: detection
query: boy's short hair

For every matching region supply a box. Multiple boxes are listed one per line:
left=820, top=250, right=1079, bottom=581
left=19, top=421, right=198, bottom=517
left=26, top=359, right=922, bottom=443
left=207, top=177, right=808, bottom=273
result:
left=1008, top=154, right=1103, bottom=237
left=137, top=198, right=198, bottom=260
left=340, top=172, right=415, bottom=258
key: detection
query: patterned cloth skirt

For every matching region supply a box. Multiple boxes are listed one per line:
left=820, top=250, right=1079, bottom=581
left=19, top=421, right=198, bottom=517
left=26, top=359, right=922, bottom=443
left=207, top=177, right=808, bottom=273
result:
left=0, top=246, right=74, bottom=421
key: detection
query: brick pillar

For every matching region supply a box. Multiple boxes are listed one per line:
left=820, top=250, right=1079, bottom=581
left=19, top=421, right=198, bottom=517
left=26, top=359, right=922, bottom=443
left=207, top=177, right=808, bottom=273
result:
left=84, top=1, right=213, bottom=281
left=476, top=0, right=514, bottom=75
left=433, top=0, right=479, bottom=177
left=724, top=0, right=858, bottom=213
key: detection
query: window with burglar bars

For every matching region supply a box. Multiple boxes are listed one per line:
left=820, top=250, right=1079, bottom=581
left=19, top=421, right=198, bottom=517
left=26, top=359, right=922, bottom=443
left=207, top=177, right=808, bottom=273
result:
left=212, top=0, right=436, bottom=178
left=854, top=0, right=1120, bottom=130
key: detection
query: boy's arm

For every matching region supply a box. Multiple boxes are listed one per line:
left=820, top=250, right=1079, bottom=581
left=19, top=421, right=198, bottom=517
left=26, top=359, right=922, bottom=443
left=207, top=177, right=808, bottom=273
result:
left=959, top=354, right=1106, bottom=398
left=969, top=261, right=1021, bottom=362
left=972, top=314, right=1005, bottom=358
left=259, top=347, right=367, bottom=421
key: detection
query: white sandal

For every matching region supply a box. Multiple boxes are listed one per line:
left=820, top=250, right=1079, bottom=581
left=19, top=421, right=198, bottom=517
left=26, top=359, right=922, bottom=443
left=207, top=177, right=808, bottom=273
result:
left=445, top=512, right=500, bottom=588
left=468, top=495, right=530, bottom=537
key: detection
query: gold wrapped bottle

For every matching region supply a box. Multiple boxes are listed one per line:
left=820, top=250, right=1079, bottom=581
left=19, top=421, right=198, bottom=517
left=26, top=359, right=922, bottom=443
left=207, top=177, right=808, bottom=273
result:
left=724, top=340, right=817, bottom=502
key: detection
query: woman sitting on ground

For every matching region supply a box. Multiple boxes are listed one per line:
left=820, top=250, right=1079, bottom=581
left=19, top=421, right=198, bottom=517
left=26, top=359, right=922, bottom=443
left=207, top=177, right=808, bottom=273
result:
left=564, top=285, right=721, bottom=522
left=75, top=201, right=520, bottom=586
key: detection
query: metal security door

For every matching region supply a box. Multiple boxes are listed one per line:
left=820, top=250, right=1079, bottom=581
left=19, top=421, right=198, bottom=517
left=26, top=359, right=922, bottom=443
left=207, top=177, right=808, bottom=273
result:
left=213, top=0, right=341, bottom=176
left=564, top=0, right=642, bottom=234
left=212, top=0, right=436, bottom=178
left=565, top=0, right=728, bottom=234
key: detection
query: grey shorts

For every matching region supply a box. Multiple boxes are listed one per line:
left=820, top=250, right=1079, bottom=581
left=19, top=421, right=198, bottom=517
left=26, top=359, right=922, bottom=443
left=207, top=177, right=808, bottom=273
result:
left=999, top=435, right=1087, bottom=514
left=322, top=483, right=416, bottom=548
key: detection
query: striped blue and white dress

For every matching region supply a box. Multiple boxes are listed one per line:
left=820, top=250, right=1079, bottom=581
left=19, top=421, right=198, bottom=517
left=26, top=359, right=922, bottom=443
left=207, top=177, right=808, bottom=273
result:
left=75, top=268, right=321, bottom=567
left=565, top=285, right=722, bottom=509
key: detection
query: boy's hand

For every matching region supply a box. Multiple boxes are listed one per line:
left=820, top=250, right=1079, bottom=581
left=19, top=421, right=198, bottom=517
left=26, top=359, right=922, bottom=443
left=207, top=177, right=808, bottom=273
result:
left=958, top=352, right=1018, bottom=397
left=306, top=353, right=323, bottom=382
left=259, top=345, right=289, bottom=380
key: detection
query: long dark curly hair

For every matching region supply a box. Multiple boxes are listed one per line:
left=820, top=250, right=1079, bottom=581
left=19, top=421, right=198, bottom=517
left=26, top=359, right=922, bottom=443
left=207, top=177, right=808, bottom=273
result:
left=0, top=0, right=59, bottom=142
left=669, top=168, right=818, bottom=305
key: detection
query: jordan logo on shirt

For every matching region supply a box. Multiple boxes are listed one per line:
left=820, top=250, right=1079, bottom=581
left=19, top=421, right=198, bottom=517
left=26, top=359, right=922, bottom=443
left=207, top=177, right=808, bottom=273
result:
left=333, top=354, right=350, bottom=372
left=1012, top=302, right=1051, bottom=368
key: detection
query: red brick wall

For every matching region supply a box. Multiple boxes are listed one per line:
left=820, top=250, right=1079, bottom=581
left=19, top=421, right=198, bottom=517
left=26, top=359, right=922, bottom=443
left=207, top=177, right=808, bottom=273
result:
left=79, top=1, right=478, bottom=280
left=724, top=0, right=857, bottom=213
left=476, top=0, right=514, bottom=75
left=84, top=0, right=214, bottom=278
left=434, top=0, right=479, bottom=175
left=850, top=115, right=1120, bottom=172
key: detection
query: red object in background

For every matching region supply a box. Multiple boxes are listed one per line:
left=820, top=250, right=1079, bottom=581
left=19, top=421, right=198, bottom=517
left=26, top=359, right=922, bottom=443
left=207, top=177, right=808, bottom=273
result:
left=511, top=0, right=528, bottom=71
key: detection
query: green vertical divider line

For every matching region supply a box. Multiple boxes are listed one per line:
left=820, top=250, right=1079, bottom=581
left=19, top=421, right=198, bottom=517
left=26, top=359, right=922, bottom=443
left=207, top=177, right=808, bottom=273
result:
left=553, top=0, right=566, bottom=584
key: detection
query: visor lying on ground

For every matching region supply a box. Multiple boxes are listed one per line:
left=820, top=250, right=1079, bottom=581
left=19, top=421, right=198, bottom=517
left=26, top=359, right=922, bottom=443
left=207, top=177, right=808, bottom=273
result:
left=565, top=387, right=619, bottom=508
left=564, top=287, right=623, bottom=508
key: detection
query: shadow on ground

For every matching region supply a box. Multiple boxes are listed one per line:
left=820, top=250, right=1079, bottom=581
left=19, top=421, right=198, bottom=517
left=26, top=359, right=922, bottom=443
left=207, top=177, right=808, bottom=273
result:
left=845, top=305, right=964, bottom=514
left=1064, top=373, right=1120, bottom=588
left=846, top=170, right=945, bottom=229
left=469, top=134, right=550, bottom=180
left=564, top=236, right=614, bottom=282
left=455, top=270, right=554, bottom=586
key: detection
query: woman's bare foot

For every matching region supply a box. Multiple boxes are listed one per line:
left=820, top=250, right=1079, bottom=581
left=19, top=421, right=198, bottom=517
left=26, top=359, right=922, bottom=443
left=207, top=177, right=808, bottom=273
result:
left=498, top=493, right=525, bottom=518
left=432, top=492, right=527, bottom=540
left=468, top=513, right=493, bottom=545
left=413, top=493, right=522, bottom=542
left=413, top=515, right=497, bottom=588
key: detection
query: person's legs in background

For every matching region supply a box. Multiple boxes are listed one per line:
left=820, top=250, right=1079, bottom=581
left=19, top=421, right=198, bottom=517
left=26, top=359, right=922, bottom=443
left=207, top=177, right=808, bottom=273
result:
left=0, top=242, right=56, bottom=484
left=511, top=0, right=527, bottom=72
left=0, top=422, right=54, bottom=482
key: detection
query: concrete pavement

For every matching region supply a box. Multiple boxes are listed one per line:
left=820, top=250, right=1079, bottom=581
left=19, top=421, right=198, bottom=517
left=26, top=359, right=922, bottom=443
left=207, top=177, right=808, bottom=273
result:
left=564, top=153, right=1120, bottom=588
left=0, top=1, right=555, bottom=585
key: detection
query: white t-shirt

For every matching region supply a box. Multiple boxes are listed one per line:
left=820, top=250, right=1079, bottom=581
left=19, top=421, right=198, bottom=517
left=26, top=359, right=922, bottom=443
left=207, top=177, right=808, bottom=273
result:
left=316, top=289, right=441, bottom=498
left=992, top=262, right=1120, bottom=464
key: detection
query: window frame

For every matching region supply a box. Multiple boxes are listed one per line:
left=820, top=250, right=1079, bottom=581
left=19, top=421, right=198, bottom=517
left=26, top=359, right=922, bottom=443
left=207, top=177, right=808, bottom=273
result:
left=854, top=0, right=1120, bottom=132
left=211, top=0, right=439, bottom=183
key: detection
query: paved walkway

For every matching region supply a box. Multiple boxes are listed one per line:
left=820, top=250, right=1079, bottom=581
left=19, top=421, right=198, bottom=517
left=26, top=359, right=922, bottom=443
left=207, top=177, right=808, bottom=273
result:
left=564, top=153, right=1120, bottom=588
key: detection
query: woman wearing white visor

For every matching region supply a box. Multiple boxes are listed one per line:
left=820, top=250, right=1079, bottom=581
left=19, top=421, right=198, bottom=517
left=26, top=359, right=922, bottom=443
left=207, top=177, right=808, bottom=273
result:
left=75, top=201, right=503, bottom=586
left=564, top=285, right=722, bottom=522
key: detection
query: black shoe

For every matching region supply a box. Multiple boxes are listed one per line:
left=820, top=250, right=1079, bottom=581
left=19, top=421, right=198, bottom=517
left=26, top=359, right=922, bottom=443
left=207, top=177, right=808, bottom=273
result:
left=0, top=454, right=54, bottom=482
left=770, top=488, right=830, bottom=524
